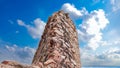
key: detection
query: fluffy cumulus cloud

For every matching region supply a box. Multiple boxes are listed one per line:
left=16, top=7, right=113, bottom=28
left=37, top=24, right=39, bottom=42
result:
left=17, top=18, right=46, bottom=39
left=0, top=41, right=35, bottom=64
left=110, top=0, right=120, bottom=12
left=79, top=9, right=109, bottom=50
left=61, top=3, right=88, bottom=20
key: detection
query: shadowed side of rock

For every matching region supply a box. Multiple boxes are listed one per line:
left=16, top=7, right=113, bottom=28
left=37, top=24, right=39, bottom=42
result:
left=32, top=10, right=81, bottom=68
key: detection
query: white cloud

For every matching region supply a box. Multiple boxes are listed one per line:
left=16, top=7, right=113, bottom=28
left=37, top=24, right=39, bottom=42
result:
left=97, top=47, right=120, bottom=65
left=17, top=18, right=46, bottom=39
left=8, top=20, right=14, bottom=24
left=78, top=9, right=109, bottom=50
left=101, top=29, right=120, bottom=47
left=81, top=47, right=120, bottom=66
left=61, top=3, right=88, bottom=20
left=0, top=42, right=35, bottom=64
left=15, top=31, right=19, bottom=34
left=111, top=0, right=115, bottom=5
left=92, top=0, right=101, bottom=5
left=110, top=0, right=120, bottom=12
left=17, top=19, right=26, bottom=26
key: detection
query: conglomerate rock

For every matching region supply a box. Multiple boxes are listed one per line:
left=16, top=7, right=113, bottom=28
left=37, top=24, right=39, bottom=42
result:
left=32, top=10, right=81, bottom=68
left=0, top=10, right=81, bottom=68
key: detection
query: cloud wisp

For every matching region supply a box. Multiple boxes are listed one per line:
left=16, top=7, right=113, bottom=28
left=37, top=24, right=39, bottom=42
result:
left=110, top=0, right=120, bottom=12
left=17, top=18, right=46, bottom=39
left=61, top=3, right=88, bottom=20
left=0, top=40, right=35, bottom=64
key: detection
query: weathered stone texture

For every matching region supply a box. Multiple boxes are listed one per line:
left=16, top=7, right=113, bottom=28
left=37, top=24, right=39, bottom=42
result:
left=0, top=60, right=39, bottom=68
left=32, top=10, right=81, bottom=68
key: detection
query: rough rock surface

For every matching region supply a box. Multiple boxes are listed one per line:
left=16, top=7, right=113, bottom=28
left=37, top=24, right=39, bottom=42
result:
left=0, top=60, right=39, bottom=68
left=0, top=10, right=81, bottom=68
left=32, top=10, right=81, bottom=68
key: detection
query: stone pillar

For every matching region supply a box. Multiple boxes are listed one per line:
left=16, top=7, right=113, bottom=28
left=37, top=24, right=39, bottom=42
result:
left=32, top=10, right=81, bottom=68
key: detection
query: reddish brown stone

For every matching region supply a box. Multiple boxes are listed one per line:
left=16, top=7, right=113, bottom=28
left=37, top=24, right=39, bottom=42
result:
left=32, top=10, right=81, bottom=68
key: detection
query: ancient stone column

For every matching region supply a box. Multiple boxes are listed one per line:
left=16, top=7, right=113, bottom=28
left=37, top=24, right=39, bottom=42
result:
left=32, top=10, right=81, bottom=68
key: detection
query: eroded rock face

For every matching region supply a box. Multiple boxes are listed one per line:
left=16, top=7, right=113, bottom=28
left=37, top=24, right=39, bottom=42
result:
left=32, top=10, right=81, bottom=68
left=0, top=10, right=81, bottom=68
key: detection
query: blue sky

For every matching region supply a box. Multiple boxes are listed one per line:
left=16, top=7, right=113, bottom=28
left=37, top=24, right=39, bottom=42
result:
left=0, top=0, right=120, bottom=67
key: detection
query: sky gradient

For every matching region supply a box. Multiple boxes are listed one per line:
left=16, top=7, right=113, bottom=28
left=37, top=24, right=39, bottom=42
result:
left=0, top=0, right=120, bottom=67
